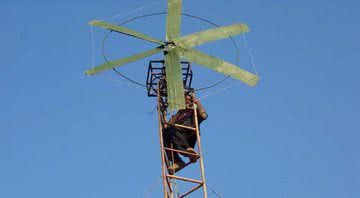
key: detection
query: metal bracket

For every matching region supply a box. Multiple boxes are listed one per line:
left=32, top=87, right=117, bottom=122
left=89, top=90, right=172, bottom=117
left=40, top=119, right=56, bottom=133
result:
left=146, top=60, right=193, bottom=97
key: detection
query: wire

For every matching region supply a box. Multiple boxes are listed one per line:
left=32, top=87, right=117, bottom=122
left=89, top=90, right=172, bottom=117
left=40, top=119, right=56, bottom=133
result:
left=144, top=176, right=162, bottom=198
left=241, top=33, right=258, bottom=75
left=112, top=68, right=146, bottom=87
left=206, top=183, right=222, bottom=198
left=98, top=0, right=165, bottom=22
left=195, top=76, right=231, bottom=92
left=196, top=80, right=243, bottom=103
left=146, top=105, right=158, bottom=116
left=100, top=12, right=241, bottom=91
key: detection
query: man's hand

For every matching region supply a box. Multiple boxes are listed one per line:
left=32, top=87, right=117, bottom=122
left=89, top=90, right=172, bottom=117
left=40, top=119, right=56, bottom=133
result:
left=192, top=93, right=208, bottom=120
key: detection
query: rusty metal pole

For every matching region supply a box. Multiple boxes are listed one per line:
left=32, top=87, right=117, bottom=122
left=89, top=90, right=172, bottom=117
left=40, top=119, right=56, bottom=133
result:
left=157, top=86, right=169, bottom=198
left=193, top=99, right=208, bottom=198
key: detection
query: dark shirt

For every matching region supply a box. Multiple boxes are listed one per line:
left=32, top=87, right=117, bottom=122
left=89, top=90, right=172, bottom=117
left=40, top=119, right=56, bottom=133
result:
left=164, top=108, right=207, bottom=151
left=173, top=108, right=205, bottom=128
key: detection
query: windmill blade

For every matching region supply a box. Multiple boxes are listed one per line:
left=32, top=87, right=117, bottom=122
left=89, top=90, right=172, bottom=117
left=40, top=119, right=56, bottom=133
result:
left=175, top=23, right=249, bottom=48
left=89, top=20, right=165, bottom=45
left=179, top=48, right=259, bottom=86
left=166, top=0, right=182, bottom=40
left=85, top=47, right=163, bottom=76
left=165, top=49, right=186, bottom=111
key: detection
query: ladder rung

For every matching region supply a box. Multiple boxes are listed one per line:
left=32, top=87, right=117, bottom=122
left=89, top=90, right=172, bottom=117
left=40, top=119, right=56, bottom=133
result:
left=164, top=147, right=199, bottom=157
left=166, top=175, right=203, bottom=184
left=179, top=184, right=203, bottom=198
left=173, top=124, right=196, bottom=131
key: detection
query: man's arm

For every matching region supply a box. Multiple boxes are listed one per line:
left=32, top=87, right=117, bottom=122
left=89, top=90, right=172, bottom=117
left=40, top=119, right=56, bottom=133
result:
left=193, top=94, right=208, bottom=120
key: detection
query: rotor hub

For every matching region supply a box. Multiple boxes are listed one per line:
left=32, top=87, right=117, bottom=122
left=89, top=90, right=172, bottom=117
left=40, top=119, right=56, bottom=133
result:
left=163, top=42, right=177, bottom=53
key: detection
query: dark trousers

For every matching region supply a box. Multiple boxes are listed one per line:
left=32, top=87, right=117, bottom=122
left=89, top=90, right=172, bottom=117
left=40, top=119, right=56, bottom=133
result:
left=163, top=126, right=196, bottom=163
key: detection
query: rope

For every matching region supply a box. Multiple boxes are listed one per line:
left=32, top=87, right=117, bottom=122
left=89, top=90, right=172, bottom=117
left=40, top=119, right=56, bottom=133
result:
left=98, top=0, right=165, bottom=22
left=206, top=183, right=222, bottom=198
left=197, top=148, right=223, bottom=198
left=241, top=33, right=258, bottom=75
left=144, top=176, right=162, bottom=198
left=196, top=80, right=243, bottom=103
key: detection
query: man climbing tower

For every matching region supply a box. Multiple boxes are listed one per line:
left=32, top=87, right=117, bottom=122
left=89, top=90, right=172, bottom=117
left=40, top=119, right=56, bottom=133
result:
left=163, top=93, right=208, bottom=174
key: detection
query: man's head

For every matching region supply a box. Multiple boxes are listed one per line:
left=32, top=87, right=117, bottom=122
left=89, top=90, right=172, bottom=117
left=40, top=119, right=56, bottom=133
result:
left=185, top=94, right=193, bottom=109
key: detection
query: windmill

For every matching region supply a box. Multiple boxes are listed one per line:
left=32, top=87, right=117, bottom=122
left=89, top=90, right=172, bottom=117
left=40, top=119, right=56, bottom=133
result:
left=85, top=0, right=260, bottom=112
left=87, top=0, right=260, bottom=197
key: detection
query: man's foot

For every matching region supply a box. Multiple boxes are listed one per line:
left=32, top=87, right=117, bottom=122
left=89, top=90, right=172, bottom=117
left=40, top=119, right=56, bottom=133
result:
left=186, top=148, right=198, bottom=163
left=168, top=160, right=185, bottom=174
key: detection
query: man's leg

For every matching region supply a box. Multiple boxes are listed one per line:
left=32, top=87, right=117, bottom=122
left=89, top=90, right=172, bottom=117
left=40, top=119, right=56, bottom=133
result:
left=184, top=134, right=198, bottom=163
left=172, top=131, right=198, bottom=163
left=163, top=127, right=184, bottom=161
left=171, top=130, right=192, bottom=151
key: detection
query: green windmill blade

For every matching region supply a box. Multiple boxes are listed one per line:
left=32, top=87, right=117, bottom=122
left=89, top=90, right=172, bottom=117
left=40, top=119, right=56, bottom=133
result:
left=174, top=23, right=250, bottom=48
left=166, top=0, right=182, bottom=40
left=85, top=47, right=164, bottom=76
left=165, top=0, right=186, bottom=111
left=179, top=48, right=260, bottom=86
left=165, top=50, right=186, bottom=111
left=86, top=0, right=260, bottom=112
left=89, top=20, right=165, bottom=45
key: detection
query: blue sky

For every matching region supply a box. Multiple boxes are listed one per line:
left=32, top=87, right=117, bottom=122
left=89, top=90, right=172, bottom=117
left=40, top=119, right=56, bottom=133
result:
left=1, top=0, right=359, bottom=197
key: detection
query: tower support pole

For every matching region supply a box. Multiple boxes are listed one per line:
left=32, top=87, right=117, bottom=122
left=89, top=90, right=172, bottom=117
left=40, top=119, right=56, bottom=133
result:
left=157, top=86, right=171, bottom=198
left=156, top=87, right=208, bottom=198
left=193, top=99, right=208, bottom=198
